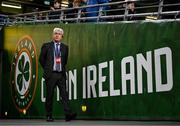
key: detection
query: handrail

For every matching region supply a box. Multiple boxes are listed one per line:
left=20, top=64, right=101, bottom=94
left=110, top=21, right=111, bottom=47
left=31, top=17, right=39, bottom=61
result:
left=0, top=0, right=180, bottom=25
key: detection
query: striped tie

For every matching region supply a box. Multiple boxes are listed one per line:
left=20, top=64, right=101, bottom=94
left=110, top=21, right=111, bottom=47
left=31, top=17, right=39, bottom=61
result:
left=55, top=43, right=60, bottom=71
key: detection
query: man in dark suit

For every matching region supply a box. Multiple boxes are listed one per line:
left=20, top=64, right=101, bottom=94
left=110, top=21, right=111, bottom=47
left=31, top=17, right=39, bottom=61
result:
left=39, top=27, right=76, bottom=122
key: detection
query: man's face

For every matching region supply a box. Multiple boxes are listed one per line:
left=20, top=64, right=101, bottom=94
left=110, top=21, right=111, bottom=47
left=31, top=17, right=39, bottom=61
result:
left=53, top=32, right=63, bottom=42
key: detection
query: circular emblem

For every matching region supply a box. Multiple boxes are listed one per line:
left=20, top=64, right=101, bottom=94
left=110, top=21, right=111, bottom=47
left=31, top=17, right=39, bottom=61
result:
left=10, top=35, right=38, bottom=112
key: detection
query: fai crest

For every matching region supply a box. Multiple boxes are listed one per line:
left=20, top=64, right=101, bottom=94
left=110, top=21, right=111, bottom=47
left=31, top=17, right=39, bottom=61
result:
left=10, top=35, right=38, bottom=112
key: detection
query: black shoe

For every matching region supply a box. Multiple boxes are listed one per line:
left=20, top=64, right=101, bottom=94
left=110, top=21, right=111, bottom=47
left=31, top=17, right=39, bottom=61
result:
left=65, top=112, right=77, bottom=121
left=46, top=116, right=54, bottom=122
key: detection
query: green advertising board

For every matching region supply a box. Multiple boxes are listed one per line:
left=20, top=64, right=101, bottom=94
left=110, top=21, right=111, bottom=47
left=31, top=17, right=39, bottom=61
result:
left=1, top=21, right=180, bottom=120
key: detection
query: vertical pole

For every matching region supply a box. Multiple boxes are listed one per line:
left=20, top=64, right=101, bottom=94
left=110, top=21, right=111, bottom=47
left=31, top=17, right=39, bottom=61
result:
left=24, top=16, right=27, bottom=24
left=124, top=2, right=128, bottom=21
left=98, top=6, right=103, bottom=22
left=46, top=13, right=49, bottom=24
left=60, top=10, right=64, bottom=23
left=7, top=17, right=10, bottom=26
left=158, top=0, right=164, bottom=19
left=77, top=9, right=82, bottom=23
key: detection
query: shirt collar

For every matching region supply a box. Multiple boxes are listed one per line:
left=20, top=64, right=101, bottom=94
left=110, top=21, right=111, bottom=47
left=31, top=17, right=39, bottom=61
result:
left=53, top=41, right=61, bottom=45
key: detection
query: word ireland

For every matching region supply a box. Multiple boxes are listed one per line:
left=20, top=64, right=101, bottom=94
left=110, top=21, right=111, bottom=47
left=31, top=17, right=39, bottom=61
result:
left=41, top=47, right=173, bottom=101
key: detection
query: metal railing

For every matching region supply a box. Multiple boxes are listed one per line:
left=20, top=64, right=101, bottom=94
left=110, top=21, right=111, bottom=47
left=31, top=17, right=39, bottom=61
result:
left=0, top=0, right=180, bottom=25
left=0, top=14, right=8, bottom=26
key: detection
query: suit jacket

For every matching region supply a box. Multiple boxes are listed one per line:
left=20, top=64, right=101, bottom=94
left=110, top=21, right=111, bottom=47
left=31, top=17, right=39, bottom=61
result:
left=39, top=41, right=68, bottom=79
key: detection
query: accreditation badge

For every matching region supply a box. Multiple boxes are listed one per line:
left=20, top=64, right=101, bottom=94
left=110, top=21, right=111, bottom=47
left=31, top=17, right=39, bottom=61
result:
left=56, top=57, right=61, bottom=64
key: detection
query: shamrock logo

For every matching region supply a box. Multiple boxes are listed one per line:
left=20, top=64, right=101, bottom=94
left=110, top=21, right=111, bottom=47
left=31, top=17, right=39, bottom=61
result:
left=11, top=35, right=38, bottom=112
left=17, top=55, right=30, bottom=93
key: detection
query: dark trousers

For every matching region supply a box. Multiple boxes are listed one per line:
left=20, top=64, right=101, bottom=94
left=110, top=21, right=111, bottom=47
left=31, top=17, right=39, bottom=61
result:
left=45, top=72, right=71, bottom=117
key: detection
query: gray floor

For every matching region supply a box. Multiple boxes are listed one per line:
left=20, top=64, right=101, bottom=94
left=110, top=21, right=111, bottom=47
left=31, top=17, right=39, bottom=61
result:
left=0, top=120, right=180, bottom=126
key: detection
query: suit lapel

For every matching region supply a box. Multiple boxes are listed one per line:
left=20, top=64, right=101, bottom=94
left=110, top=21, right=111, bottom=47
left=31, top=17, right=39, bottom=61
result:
left=60, top=43, right=65, bottom=57
left=50, top=41, right=54, bottom=58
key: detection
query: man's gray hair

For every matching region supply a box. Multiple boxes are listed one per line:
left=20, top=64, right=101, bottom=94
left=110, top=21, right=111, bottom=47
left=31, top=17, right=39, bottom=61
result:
left=53, top=27, right=64, bottom=35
